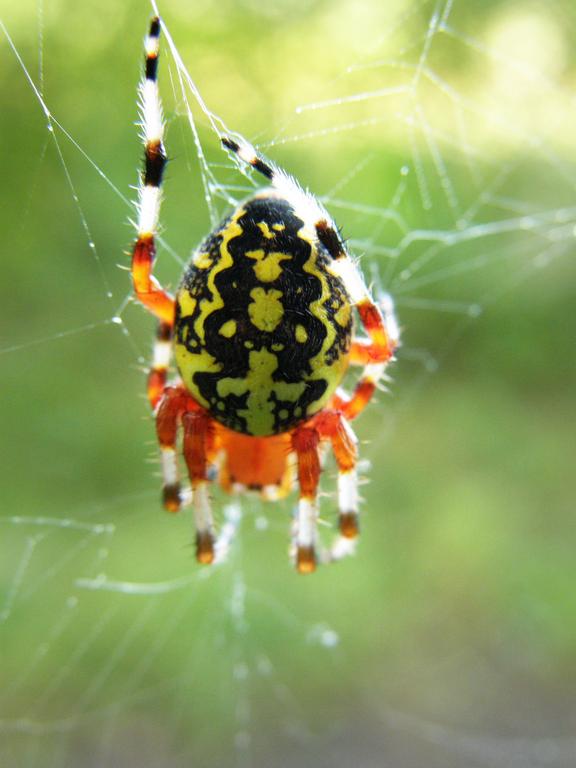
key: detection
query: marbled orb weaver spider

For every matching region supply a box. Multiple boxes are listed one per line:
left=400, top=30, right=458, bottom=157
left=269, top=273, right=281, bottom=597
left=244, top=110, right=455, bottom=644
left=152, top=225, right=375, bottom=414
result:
left=131, top=17, right=399, bottom=573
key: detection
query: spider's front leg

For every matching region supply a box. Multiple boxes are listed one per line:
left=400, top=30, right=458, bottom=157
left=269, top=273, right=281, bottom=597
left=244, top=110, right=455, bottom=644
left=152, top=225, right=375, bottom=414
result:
left=131, top=17, right=175, bottom=328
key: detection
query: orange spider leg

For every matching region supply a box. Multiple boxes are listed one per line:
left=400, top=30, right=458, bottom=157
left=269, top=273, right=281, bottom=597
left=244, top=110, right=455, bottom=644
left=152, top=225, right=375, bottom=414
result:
left=350, top=299, right=396, bottom=364
left=132, top=237, right=175, bottom=325
left=291, top=425, right=322, bottom=573
left=156, top=385, right=191, bottom=512
left=334, top=297, right=398, bottom=421
left=314, top=411, right=359, bottom=539
left=131, top=18, right=175, bottom=327
left=310, top=210, right=399, bottom=425
left=147, top=321, right=172, bottom=409
left=182, top=410, right=217, bottom=564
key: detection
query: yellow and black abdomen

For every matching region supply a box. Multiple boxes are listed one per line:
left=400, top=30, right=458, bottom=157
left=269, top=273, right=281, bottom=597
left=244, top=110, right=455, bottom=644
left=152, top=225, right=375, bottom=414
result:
left=174, top=194, right=353, bottom=436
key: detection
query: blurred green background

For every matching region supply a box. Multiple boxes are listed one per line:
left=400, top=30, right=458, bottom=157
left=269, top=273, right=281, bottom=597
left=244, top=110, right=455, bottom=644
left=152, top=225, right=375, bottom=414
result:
left=1, top=0, right=575, bottom=766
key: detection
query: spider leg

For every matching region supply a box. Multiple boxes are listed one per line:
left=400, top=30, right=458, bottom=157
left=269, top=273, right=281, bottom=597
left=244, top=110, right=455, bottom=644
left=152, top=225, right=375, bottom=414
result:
left=314, top=411, right=359, bottom=539
left=220, top=135, right=332, bottom=232
left=147, top=321, right=172, bottom=409
left=291, top=425, right=322, bottom=573
left=316, top=221, right=398, bottom=369
left=131, top=17, right=175, bottom=326
left=156, top=385, right=190, bottom=512
left=221, top=136, right=274, bottom=181
left=182, top=411, right=217, bottom=564
left=335, top=292, right=399, bottom=421
left=313, top=207, right=398, bottom=423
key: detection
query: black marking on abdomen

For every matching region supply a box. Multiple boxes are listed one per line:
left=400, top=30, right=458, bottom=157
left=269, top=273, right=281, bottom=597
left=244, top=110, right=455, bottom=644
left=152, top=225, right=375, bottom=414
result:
left=176, top=196, right=352, bottom=434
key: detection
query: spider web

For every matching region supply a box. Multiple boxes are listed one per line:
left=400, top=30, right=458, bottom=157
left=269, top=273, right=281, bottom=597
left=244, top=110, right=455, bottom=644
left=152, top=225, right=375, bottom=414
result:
left=1, top=0, right=575, bottom=766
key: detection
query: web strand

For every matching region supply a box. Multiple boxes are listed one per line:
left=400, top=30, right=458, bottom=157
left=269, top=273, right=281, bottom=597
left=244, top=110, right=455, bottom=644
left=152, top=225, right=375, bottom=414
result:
left=2, top=1, right=575, bottom=766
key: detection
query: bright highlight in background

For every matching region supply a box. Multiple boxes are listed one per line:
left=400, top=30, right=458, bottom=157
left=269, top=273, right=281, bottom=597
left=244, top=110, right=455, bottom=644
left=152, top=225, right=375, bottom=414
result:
left=1, top=0, right=575, bottom=766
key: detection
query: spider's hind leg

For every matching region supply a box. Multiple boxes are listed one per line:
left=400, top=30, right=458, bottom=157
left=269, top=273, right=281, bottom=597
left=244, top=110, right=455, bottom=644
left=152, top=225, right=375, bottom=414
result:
left=182, top=411, right=217, bottom=564
left=156, top=386, right=189, bottom=513
left=291, top=412, right=361, bottom=572
left=314, top=411, right=360, bottom=540
left=291, top=425, right=322, bottom=574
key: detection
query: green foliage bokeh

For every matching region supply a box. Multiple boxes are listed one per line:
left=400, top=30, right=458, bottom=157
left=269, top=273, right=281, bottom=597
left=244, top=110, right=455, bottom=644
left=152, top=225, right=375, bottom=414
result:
left=1, top=0, right=575, bottom=765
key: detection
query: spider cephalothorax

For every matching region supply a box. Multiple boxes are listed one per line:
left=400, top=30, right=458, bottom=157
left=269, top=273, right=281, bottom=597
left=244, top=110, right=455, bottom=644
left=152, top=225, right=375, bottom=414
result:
left=131, top=17, right=399, bottom=572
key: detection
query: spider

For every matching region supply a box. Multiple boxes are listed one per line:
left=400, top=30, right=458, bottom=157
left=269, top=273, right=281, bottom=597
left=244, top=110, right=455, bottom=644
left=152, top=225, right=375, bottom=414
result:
left=131, top=17, right=399, bottom=573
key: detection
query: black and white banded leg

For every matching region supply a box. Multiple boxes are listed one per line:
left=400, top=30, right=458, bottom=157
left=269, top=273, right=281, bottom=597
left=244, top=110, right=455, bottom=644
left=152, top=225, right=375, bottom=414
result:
left=131, top=16, right=174, bottom=326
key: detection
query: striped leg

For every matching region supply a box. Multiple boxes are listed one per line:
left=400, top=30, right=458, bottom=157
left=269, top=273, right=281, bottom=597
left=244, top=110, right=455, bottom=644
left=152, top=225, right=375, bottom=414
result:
left=334, top=292, right=399, bottom=422
left=156, top=386, right=189, bottom=512
left=221, top=136, right=274, bottom=181
left=182, top=411, right=216, bottom=564
left=147, top=321, right=172, bottom=409
left=220, top=134, right=374, bottom=283
left=220, top=135, right=332, bottom=233
left=291, top=426, right=322, bottom=574
left=314, top=411, right=359, bottom=539
left=131, top=17, right=174, bottom=326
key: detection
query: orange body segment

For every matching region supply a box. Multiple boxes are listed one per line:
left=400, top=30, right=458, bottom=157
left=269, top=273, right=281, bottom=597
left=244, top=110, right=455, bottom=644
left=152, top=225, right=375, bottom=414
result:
left=219, top=430, right=291, bottom=491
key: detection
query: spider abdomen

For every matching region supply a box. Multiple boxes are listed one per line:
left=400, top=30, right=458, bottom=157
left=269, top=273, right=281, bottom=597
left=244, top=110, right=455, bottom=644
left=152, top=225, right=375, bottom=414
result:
left=174, top=194, right=353, bottom=436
